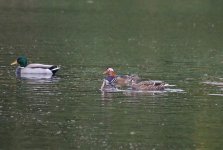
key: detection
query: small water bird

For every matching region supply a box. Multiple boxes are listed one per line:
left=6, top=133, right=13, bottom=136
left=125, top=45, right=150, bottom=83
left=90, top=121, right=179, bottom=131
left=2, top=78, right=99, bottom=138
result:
left=130, top=75, right=165, bottom=91
left=100, top=68, right=118, bottom=91
left=11, top=56, right=60, bottom=78
left=100, top=68, right=132, bottom=91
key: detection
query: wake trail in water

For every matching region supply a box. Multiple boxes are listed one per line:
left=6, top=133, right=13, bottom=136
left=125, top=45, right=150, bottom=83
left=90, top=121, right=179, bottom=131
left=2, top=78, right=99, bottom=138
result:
left=203, top=81, right=223, bottom=86
left=100, top=88, right=185, bottom=94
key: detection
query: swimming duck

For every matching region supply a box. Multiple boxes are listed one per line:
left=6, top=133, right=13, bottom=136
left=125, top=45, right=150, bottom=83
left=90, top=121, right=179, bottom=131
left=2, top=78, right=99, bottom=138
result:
left=11, top=56, right=60, bottom=78
left=100, top=68, right=117, bottom=91
left=130, top=76, right=165, bottom=91
left=100, top=68, right=132, bottom=91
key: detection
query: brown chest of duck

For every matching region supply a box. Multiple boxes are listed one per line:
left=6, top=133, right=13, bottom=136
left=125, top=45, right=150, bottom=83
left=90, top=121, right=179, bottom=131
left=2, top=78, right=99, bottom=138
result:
left=115, top=75, right=133, bottom=87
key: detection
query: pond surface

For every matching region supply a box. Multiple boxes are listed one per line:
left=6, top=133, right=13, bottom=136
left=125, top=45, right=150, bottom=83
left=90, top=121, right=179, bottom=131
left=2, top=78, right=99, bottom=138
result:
left=1, top=0, right=223, bottom=149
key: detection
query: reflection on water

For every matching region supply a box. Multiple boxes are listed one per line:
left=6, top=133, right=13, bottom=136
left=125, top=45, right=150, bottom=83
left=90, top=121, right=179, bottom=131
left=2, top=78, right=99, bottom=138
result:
left=209, top=94, right=223, bottom=96
left=203, top=81, right=223, bottom=87
left=101, top=87, right=185, bottom=99
left=16, top=73, right=55, bottom=79
left=18, top=76, right=60, bottom=85
left=101, top=88, right=185, bottom=107
left=203, top=81, right=223, bottom=96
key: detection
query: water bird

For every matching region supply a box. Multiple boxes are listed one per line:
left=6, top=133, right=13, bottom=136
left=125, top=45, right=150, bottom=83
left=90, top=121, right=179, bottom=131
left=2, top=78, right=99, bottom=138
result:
left=11, top=56, right=60, bottom=78
left=130, top=75, right=165, bottom=91
left=100, top=68, right=132, bottom=91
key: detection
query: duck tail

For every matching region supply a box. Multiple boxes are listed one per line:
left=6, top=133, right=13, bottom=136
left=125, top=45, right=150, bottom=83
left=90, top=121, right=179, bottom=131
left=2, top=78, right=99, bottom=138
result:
left=49, top=65, right=60, bottom=75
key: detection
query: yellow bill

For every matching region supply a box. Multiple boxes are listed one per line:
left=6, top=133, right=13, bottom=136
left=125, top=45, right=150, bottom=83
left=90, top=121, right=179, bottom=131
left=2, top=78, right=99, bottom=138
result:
left=11, top=60, right=18, bottom=65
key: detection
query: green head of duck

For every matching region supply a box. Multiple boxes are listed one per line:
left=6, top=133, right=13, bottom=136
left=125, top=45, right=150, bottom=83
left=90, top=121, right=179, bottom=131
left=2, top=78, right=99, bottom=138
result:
left=11, top=56, right=28, bottom=67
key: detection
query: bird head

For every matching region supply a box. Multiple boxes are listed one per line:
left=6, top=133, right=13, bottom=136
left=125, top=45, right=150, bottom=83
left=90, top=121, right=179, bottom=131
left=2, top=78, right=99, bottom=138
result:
left=103, top=68, right=116, bottom=76
left=11, top=56, right=28, bottom=67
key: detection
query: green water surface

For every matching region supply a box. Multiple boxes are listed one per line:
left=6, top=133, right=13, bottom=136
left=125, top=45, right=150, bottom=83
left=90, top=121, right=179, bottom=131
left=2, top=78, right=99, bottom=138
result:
left=0, top=0, right=223, bottom=149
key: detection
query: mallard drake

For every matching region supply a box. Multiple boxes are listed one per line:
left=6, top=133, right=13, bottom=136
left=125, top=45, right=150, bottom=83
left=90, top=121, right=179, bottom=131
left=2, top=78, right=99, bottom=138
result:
left=100, top=68, right=132, bottom=91
left=11, top=56, right=60, bottom=78
left=130, top=76, right=165, bottom=91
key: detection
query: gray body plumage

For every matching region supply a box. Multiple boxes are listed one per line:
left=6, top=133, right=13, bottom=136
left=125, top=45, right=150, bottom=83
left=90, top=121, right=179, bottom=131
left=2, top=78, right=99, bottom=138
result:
left=15, top=64, right=60, bottom=78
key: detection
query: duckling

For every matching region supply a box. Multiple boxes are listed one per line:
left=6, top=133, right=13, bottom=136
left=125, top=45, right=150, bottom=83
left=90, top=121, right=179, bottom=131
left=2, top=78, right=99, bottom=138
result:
left=11, top=56, right=60, bottom=77
left=130, top=76, right=165, bottom=91
left=100, top=68, right=132, bottom=91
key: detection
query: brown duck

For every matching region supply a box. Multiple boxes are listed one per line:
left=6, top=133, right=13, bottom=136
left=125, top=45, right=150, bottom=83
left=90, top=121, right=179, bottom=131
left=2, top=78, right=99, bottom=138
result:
left=130, top=76, right=165, bottom=91
left=100, top=68, right=133, bottom=90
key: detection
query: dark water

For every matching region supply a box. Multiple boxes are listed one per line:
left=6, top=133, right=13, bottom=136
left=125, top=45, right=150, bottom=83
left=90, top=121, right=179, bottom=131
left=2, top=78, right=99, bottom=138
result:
left=1, top=0, right=223, bottom=149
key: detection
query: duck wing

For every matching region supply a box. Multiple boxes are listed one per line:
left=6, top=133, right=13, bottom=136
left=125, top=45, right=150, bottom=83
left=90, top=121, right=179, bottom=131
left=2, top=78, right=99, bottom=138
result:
left=23, top=64, right=60, bottom=75
left=150, top=80, right=164, bottom=86
left=138, top=80, right=164, bottom=86
left=27, top=64, right=54, bottom=69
